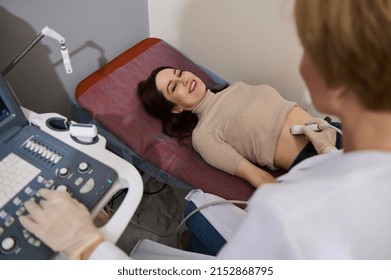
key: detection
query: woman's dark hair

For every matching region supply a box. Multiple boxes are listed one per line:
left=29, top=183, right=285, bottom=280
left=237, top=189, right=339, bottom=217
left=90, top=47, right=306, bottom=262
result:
left=137, top=66, right=227, bottom=140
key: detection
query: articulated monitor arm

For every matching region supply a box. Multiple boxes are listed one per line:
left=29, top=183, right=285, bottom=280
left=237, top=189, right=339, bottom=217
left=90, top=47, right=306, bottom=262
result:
left=2, top=26, right=73, bottom=76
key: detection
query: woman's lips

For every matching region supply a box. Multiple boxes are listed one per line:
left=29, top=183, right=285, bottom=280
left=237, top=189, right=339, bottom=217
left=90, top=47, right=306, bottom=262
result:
left=189, top=80, right=197, bottom=93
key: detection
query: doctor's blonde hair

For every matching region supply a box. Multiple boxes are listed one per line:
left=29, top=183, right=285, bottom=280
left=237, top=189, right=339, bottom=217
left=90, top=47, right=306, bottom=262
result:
left=295, top=0, right=391, bottom=111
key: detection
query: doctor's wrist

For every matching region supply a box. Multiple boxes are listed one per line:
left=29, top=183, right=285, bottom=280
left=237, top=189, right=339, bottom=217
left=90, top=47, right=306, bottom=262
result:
left=80, top=237, right=105, bottom=260
left=320, top=145, right=338, bottom=154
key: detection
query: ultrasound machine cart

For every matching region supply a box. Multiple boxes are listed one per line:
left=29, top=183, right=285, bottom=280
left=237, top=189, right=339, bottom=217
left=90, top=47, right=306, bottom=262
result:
left=0, top=75, right=143, bottom=260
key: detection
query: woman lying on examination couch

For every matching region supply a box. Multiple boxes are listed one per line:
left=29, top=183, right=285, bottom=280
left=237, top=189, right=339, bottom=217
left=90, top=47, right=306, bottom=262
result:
left=137, top=67, right=342, bottom=188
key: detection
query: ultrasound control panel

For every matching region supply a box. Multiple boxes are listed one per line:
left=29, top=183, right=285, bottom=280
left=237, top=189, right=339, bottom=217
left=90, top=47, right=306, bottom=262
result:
left=0, top=125, right=118, bottom=260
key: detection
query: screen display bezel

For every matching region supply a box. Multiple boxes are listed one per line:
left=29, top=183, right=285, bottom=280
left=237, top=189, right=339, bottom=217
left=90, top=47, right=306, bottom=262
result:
left=0, top=75, right=28, bottom=138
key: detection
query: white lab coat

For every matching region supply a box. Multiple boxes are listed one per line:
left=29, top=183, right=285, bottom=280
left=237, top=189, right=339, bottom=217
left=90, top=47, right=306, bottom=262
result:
left=90, top=150, right=391, bottom=260
left=218, top=150, right=391, bottom=259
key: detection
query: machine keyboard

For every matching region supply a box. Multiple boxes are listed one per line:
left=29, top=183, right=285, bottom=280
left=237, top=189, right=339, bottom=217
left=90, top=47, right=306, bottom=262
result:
left=0, top=129, right=117, bottom=260
left=0, top=153, right=40, bottom=209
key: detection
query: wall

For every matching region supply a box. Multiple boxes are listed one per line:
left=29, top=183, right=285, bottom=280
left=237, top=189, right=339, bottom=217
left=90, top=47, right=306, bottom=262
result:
left=0, top=1, right=149, bottom=118
left=148, top=0, right=321, bottom=116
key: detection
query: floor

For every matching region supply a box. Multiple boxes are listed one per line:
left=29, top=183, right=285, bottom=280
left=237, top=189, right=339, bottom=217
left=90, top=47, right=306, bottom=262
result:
left=104, top=174, right=192, bottom=255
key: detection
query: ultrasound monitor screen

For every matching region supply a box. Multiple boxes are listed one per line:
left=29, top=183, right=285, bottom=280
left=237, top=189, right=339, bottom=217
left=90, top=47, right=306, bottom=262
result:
left=0, top=75, right=28, bottom=134
left=0, top=97, right=10, bottom=123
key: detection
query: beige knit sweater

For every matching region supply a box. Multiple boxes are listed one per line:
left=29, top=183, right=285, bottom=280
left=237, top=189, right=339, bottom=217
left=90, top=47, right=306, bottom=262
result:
left=192, top=81, right=296, bottom=175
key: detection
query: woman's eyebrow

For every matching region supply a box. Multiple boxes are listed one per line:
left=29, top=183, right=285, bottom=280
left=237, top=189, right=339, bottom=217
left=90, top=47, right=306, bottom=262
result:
left=167, top=69, right=176, bottom=94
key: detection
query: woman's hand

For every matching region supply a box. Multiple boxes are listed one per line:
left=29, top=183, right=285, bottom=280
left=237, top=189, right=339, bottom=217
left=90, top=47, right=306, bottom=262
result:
left=235, top=158, right=277, bottom=188
left=19, top=188, right=103, bottom=259
left=301, top=118, right=337, bottom=154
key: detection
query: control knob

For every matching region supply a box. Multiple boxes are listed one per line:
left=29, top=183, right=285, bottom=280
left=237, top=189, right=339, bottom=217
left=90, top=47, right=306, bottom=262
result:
left=1, top=237, right=18, bottom=253
left=78, top=162, right=90, bottom=173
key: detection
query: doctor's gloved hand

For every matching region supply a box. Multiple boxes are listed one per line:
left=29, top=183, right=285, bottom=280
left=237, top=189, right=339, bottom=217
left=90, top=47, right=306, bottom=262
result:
left=19, top=188, right=103, bottom=260
left=301, top=118, right=337, bottom=154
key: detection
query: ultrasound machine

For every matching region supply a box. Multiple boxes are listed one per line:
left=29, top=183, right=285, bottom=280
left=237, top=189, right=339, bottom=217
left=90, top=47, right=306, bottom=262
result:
left=0, top=75, right=143, bottom=259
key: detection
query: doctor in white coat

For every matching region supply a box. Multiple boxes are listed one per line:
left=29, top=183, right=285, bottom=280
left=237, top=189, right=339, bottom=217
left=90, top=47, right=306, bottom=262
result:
left=20, top=0, right=391, bottom=259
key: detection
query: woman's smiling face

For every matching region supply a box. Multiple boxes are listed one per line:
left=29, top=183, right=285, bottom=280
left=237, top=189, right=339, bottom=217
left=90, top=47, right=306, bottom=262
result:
left=155, top=68, right=208, bottom=113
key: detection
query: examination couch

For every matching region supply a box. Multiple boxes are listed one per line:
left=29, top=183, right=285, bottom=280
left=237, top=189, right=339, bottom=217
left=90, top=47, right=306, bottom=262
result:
left=75, top=37, right=282, bottom=202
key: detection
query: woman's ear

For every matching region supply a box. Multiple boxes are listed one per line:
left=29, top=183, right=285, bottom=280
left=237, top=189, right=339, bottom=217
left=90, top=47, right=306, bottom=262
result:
left=330, top=84, right=353, bottom=105
left=328, top=84, right=352, bottom=113
left=331, top=84, right=347, bottom=98
left=171, top=107, right=183, bottom=114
